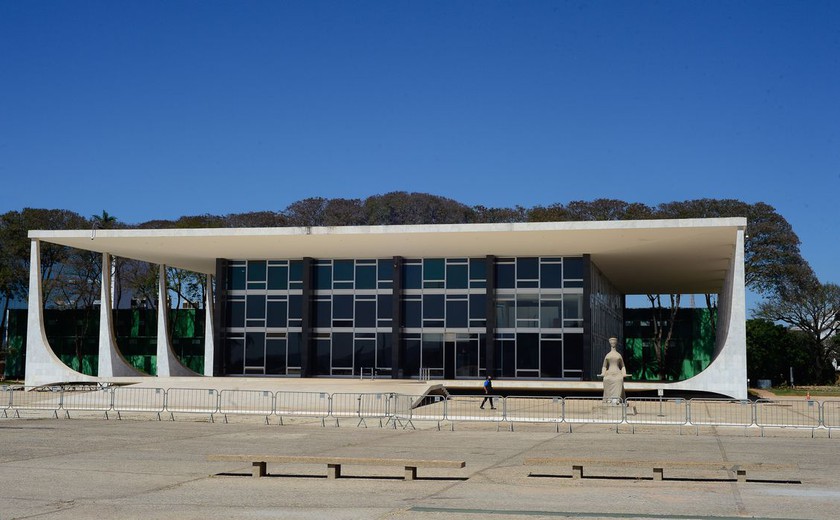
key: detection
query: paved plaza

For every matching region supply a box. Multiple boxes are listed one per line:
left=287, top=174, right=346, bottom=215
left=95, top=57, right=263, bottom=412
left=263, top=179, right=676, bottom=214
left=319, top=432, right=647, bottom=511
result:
left=1, top=408, right=839, bottom=520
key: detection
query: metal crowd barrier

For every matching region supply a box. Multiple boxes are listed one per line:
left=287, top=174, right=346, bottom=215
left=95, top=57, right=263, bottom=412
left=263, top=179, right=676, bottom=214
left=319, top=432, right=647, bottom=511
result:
left=113, top=387, right=166, bottom=420
left=219, top=390, right=275, bottom=424
left=625, top=397, right=689, bottom=433
left=61, top=386, right=113, bottom=418
left=822, top=401, right=840, bottom=438
left=502, top=396, right=563, bottom=431
left=444, top=395, right=505, bottom=430
left=165, top=388, right=220, bottom=421
left=394, top=393, right=446, bottom=430
left=274, top=391, right=331, bottom=426
left=9, top=386, right=63, bottom=418
left=329, top=392, right=393, bottom=427
left=688, top=398, right=753, bottom=433
left=754, top=398, right=821, bottom=437
left=563, top=397, right=624, bottom=431
left=1, top=385, right=12, bottom=417
left=6, top=384, right=840, bottom=436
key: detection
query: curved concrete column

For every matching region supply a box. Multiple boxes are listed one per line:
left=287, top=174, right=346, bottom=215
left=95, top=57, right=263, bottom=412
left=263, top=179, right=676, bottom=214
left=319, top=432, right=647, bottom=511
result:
left=666, top=228, right=747, bottom=399
left=97, top=253, right=146, bottom=377
left=24, top=240, right=96, bottom=387
left=203, top=276, right=215, bottom=376
left=155, top=265, right=200, bottom=377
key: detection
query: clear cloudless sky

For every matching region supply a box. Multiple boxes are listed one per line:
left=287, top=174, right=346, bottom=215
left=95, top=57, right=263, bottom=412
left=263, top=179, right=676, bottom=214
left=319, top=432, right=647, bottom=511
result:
left=1, top=1, right=838, bottom=293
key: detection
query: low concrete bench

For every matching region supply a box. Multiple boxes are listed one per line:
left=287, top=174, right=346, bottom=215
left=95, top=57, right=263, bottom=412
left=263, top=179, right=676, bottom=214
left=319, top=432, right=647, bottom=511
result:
left=207, top=454, right=466, bottom=480
left=524, top=457, right=794, bottom=483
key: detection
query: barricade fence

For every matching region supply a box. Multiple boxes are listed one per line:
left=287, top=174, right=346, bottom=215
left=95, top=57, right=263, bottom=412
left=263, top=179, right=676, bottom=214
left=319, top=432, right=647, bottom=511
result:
left=113, top=387, right=166, bottom=419
left=61, top=386, right=113, bottom=417
left=219, top=390, right=274, bottom=423
left=822, top=401, right=840, bottom=437
left=165, top=388, right=220, bottom=421
left=1, top=385, right=12, bottom=415
left=274, top=391, right=331, bottom=425
left=3, top=386, right=839, bottom=433
left=754, top=398, right=821, bottom=436
left=625, top=397, right=688, bottom=426
left=687, top=398, right=754, bottom=428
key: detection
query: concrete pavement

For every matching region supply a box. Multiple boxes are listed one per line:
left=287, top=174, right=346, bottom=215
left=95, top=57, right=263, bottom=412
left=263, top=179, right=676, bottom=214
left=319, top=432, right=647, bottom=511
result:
left=1, top=410, right=839, bottom=520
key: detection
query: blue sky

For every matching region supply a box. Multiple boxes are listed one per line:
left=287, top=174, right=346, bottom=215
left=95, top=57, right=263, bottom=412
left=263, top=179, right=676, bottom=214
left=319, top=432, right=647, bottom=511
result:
left=1, top=1, right=837, bottom=289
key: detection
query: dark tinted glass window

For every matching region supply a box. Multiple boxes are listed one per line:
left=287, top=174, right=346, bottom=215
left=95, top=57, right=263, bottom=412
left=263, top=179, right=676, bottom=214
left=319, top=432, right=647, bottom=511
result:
left=422, top=334, right=443, bottom=368
left=355, top=265, right=376, bottom=289
left=246, top=295, right=265, bottom=320
left=423, top=294, right=444, bottom=320
left=377, top=294, right=392, bottom=319
left=228, top=265, right=246, bottom=290
left=227, top=301, right=245, bottom=328
left=516, top=333, right=539, bottom=369
left=540, top=263, right=562, bottom=288
left=564, top=257, right=584, bottom=279
left=517, top=257, right=538, bottom=280
left=267, top=266, right=288, bottom=290
left=355, top=299, right=376, bottom=328
left=469, top=258, right=486, bottom=281
left=315, top=300, right=331, bottom=328
left=332, top=332, right=353, bottom=367
left=287, top=332, right=301, bottom=366
left=495, top=263, right=515, bottom=289
left=423, top=258, right=444, bottom=281
left=564, top=333, right=583, bottom=370
left=404, top=336, right=421, bottom=376
left=226, top=337, right=244, bottom=373
left=403, top=264, right=421, bottom=289
left=378, top=259, right=393, bottom=281
left=266, top=339, right=286, bottom=374
left=288, top=295, right=302, bottom=320
left=315, top=265, right=332, bottom=291
left=334, top=260, right=354, bottom=281
left=376, top=333, right=392, bottom=368
left=446, top=300, right=468, bottom=328
left=266, top=300, right=287, bottom=328
left=333, top=295, right=353, bottom=319
left=316, top=338, right=330, bottom=375
left=540, top=339, right=562, bottom=378
left=403, top=299, right=421, bottom=328
left=247, top=261, right=266, bottom=282
left=469, top=294, right=486, bottom=319
left=355, top=338, right=375, bottom=368
left=289, top=260, right=303, bottom=282
left=245, top=332, right=265, bottom=366
left=446, top=264, right=468, bottom=289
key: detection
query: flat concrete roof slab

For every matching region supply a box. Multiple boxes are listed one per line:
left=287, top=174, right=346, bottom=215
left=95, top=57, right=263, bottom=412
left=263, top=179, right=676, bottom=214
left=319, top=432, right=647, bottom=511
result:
left=30, top=218, right=745, bottom=293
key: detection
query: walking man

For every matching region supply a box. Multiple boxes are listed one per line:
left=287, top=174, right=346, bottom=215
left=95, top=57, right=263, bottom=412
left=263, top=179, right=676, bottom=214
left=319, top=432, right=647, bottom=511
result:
left=480, top=375, right=496, bottom=409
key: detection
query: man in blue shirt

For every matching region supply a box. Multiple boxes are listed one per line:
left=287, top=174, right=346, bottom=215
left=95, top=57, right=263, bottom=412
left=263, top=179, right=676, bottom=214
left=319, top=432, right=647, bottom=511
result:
left=480, top=376, right=496, bottom=410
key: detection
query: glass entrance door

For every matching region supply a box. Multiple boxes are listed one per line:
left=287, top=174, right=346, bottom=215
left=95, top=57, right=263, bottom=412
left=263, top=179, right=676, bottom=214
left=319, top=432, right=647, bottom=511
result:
left=455, top=333, right=480, bottom=378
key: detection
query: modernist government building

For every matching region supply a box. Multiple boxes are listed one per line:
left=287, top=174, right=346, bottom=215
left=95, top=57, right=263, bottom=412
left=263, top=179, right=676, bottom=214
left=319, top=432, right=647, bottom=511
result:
left=24, top=219, right=748, bottom=399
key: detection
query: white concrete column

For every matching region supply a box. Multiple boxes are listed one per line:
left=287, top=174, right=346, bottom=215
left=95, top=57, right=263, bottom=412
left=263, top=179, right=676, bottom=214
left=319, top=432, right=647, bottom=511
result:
left=667, top=228, right=748, bottom=399
left=203, top=275, right=215, bottom=377
left=155, top=265, right=200, bottom=377
left=97, top=253, right=146, bottom=378
left=24, top=239, right=96, bottom=387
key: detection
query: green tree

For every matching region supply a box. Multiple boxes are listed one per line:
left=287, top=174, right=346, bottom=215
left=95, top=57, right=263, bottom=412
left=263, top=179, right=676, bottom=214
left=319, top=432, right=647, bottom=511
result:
left=754, top=280, right=840, bottom=384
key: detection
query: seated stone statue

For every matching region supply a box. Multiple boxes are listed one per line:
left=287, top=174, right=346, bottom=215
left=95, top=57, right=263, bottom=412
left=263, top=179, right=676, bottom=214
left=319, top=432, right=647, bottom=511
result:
left=597, top=337, right=627, bottom=403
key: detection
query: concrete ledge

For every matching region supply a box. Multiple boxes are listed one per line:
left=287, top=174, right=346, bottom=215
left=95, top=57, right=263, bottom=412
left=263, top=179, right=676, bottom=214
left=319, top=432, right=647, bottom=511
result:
left=208, top=454, right=466, bottom=480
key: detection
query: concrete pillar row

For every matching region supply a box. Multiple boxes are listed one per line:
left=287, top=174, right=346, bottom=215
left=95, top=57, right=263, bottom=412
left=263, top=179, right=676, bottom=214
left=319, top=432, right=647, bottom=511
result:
left=24, top=240, right=96, bottom=387
left=155, top=264, right=200, bottom=377
left=97, top=253, right=146, bottom=378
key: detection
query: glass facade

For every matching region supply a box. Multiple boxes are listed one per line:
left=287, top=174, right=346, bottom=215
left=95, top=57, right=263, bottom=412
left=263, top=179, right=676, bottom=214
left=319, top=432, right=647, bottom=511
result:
left=222, top=256, right=588, bottom=379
